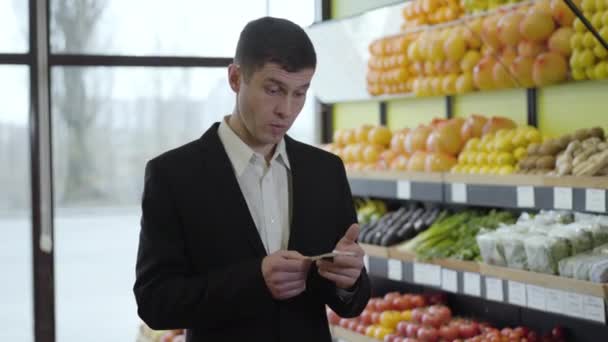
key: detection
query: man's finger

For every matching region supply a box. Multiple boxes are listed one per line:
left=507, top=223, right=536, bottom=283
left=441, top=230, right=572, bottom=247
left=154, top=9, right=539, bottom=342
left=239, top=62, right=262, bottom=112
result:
left=318, top=268, right=356, bottom=288
left=317, top=264, right=360, bottom=278
left=280, top=250, right=307, bottom=261
left=316, top=257, right=362, bottom=270
left=270, top=271, right=307, bottom=284
left=276, top=285, right=306, bottom=300
left=275, top=279, right=306, bottom=292
left=272, top=259, right=311, bottom=273
left=340, top=224, right=360, bottom=243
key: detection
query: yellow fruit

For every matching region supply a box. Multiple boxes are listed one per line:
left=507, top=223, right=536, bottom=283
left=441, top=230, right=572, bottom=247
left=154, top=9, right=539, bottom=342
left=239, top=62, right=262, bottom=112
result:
left=461, top=50, right=482, bottom=71
left=489, top=166, right=500, bottom=174
left=582, top=0, right=596, bottom=12
left=594, top=61, right=608, bottom=79
left=401, top=310, right=413, bottom=321
left=476, top=152, right=489, bottom=165
left=583, top=32, right=598, bottom=48
left=469, top=165, right=481, bottom=174
left=368, top=126, right=393, bottom=146
left=574, top=18, right=586, bottom=32
left=525, top=130, right=542, bottom=143
left=374, top=327, right=392, bottom=340
left=514, top=147, right=527, bottom=160
left=495, top=139, right=515, bottom=153
left=498, top=165, right=515, bottom=175
left=366, top=326, right=377, bottom=337
left=572, top=68, right=588, bottom=80
left=487, top=151, right=499, bottom=165
left=465, top=137, right=481, bottom=151
left=594, top=45, right=608, bottom=59
left=380, top=311, right=401, bottom=329
left=512, top=133, right=528, bottom=148
left=479, top=165, right=491, bottom=174
left=458, top=152, right=468, bottom=164
left=467, top=152, right=478, bottom=164
left=571, top=33, right=584, bottom=49
left=497, top=152, right=515, bottom=166
left=460, top=165, right=471, bottom=173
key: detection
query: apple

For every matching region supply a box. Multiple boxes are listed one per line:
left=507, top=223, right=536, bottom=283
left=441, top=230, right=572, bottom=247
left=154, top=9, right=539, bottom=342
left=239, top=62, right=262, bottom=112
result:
left=417, top=326, right=439, bottom=342
left=482, top=15, right=502, bottom=50
left=444, top=33, right=466, bottom=61
left=518, top=40, right=546, bottom=58
left=368, top=126, right=392, bottom=146
left=533, top=52, right=568, bottom=86
left=355, top=124, right=374, bottom=143
left=455, top=72, right=474, bottom=94
left=548, top=27, right=574, bottom=56
left=425, top=152, right=457, bottom=172
left=390, top=154, right=409, bottom=171
left=439, top=325, right=459, bottom=340
left=426, top=119, right=463, bottom=156
left=520, top=8, right=556, bottom=43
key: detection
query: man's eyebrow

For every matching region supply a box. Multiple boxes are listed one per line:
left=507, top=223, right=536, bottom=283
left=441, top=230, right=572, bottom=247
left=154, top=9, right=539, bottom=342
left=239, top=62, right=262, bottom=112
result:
left=265, top=78, right=310, bottom=90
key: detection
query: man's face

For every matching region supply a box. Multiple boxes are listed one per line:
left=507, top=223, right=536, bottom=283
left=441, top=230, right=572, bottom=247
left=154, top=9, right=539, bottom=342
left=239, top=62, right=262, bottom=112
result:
left=230, top=62, right=314, bottom=146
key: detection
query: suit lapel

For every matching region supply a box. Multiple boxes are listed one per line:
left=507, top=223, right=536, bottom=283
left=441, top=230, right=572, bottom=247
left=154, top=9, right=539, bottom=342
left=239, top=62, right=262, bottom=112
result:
left=285, top=136, right=309, bottom=252
left=197, top=123, right=267, bottom=257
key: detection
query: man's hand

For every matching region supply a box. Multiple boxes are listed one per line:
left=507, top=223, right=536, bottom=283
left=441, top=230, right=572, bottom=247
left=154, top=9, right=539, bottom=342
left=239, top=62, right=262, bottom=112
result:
left=262, top=250, right=311, bottom=300
left=316, top=224, right=364, bottom=289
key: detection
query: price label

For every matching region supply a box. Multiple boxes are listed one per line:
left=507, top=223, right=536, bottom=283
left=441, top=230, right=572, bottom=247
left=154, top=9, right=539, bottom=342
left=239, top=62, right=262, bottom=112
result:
left=441, top=269, right=458, bottom=293
left=554, top=187, right=573, bottom=210
left=517, top=186, right=535, bottom=208
left=583, top=295, right=606, bottom=323
left=586, top=189, right=606, bottom=213
left=387, top=259, right=403, bottom=281
left=464, top=272, right=481, bottom=297
left=526, top=285, right=546, bottom=311
left=413, top=263, right=441, bottom=287
left=563, top=292, right=584, bottom=319
left=485, top=277, right=504, bottom=302
left=363, top=255, right=370, bottom=271
left=508, top=281, right=527, bottom=306
left=451, top=183, right=467, bottom=203
left=397, top=181, right=411, bottom=200
left=545, top=288, right=564, bottom=314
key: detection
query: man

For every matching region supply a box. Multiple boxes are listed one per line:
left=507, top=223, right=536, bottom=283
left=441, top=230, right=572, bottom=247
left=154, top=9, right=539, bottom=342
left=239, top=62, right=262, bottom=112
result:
left=134, top=17, right=370, bottom=341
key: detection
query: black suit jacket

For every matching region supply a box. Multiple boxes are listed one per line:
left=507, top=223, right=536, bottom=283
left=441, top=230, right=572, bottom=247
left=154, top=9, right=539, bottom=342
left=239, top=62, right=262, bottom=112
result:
left=134, top=123, right=370, bottom=341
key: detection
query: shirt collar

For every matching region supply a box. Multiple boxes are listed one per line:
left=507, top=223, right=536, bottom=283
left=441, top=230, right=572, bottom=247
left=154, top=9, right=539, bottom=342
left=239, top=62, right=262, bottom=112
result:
left=218, top=117, right=290, bottom=177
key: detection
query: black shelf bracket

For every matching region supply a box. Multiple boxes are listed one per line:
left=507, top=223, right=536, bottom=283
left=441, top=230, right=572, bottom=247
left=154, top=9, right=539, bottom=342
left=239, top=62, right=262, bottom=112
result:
left=563, top=0, right=608, bottom=50
left=379, top=101, right=388, bottom=126
left=526, top=88, right=538, bottom=127
left=445, top=95, right=453, bottom=119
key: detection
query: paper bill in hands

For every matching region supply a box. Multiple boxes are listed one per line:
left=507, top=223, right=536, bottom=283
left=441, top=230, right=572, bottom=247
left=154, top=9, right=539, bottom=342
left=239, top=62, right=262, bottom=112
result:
left=306, top=250, right=356, bottom=261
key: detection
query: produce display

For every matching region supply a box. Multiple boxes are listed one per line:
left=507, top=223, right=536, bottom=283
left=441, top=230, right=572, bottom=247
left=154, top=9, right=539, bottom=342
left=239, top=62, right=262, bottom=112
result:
left=477, top=210, right=608, bottom=276
left=402, top=0, right=465, bottom=29
left=518, top=127, right=607, bottom=175
left=327, top=291, right=566, bottom=341
left=367, top=0, right=586, bottom=97
left=356, top=198, right=389, bottom=224
left=463, top=0, right=526, bottom=13
left=358, top=204, right=446, bottom=246
left=399, top=209, right=515, bottom=261
left=451, top=116, right=542, bottom=175
left=569, top=0, right=608, bottom=81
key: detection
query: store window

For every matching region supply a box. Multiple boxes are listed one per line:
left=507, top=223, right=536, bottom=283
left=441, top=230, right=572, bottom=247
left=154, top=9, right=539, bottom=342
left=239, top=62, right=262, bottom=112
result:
left=0, top=1, right=28, bottom=53
left=49, top=0, right=268, bottom=56
left=0, top=66, right=33, bottom=341
left=52, top=66, right=231, bottom=341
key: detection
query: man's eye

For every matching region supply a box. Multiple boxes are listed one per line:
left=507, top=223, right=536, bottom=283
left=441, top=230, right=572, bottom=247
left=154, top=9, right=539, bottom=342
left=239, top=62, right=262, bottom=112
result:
left=266, top=87, right=280, bottom=95
left=294, top=92, right=305, bottom=98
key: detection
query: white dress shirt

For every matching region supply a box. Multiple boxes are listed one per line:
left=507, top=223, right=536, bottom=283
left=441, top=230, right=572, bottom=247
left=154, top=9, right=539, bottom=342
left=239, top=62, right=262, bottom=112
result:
left=218, top=117, right=291, bottom=254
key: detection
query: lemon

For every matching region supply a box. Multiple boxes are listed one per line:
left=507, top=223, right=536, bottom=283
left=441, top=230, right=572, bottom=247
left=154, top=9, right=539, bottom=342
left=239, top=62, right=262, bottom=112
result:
left=476, top=152, right=488, bottom=165
left=479, top=165, right=491, bottom=174
left=497, top=152, right=515, bottom=166
left=511, top=133, right=528, bottom=148
left=514, top=147, right=527, bottom=160
left=525, top=130, right=542, bottom=143
left=465, top=138, right=481, bottom=151
left=487, top=151, right=499, bottom=165
left=467, top=152, right=478, bottom=164
left=489, top=166, right=500, bottom=174
left=460, top=165, right=471, bottom=173
left=495, top=139, right=515, bottom=153
left=498, top=165, right=515, bottom=175
left=458, top=152, right=468, bottom=164
left=400, top=310, right=413, bottom=321
left=469, top=165, right=481, bottom=174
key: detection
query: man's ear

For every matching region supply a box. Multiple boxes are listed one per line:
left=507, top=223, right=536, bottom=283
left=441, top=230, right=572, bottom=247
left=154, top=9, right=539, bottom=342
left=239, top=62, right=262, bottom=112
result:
left=228, top=64, right=241, bottom=92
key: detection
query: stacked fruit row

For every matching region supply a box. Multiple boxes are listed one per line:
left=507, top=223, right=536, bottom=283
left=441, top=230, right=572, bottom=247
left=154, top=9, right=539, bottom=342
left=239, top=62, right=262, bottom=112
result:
left=367, top=0, right=590, bottom=97
left=463, top=0, right=526, bottom=13
left=401, top=0, right=465, bottom=29
left=327, top=291, right=566, bottom=341
left=570, top=0, right=608, bottom=80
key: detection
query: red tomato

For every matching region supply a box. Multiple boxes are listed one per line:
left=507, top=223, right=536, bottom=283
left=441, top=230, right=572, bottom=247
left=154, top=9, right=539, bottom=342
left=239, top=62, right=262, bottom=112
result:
left=347, top=320, right=359, bottom=331
left=327, top=310, right=340, bottom=325
left=428, top=305, right=452, bottom=324
left=367, top=299, right=378, bottom=312
left=384, top=333, right=399, bottom=342
left=458, top=322, right=480, bottom=338
left=371, top=312, right=382, bottom=324
left=393, top=296, right=412, bottom=311
left=411, top=308, right=425, bottom=323
left=397, top=321, right=409, bottom=336
left=360, top=310, right=373, bottom=325
left=406, top=323, right=422, bottom=338
left=439, top=325, right=459, bottom=340
left=385, top=291, right=401, bottom=302
left=527, top=331, right=538, bottom=342
left=417, top=326, right=439, bottom=342
left=376, top=299, right=391, bottom=312
left=356, top=324, right=368, bottom=335
left=501, top=328, right=513, bottom=336
left=514, top=327, right=529, bottom=337
left=552, top=326, right=565, bottom=339
left=421, top=313, right=442, bottom=328
left=411, top=295, right=427, bottom=308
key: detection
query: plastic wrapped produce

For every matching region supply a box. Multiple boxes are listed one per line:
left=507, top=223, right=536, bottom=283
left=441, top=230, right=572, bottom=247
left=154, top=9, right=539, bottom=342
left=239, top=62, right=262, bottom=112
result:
left=477, top=230, right=507, bottom=266
left=524, top=235, right=570, bottom=274
left=548, top=224, right=594, bottom=255
left=558, top=253, right=607, bottom=280
left=573, top=214, right=608, bottom=247
left=532, top=210, right=574, bottom=225
left=589, top=258, right=608, bottom=283
left=503, top=232, right=535, bottom=270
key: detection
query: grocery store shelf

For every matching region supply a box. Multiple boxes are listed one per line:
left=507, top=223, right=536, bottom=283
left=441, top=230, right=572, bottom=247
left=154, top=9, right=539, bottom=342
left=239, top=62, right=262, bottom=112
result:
left=360, top=244, right=608, bottom=323
left=331, top=326, right=373, bottom=342
left=349, top=172, right=608, bottom=212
